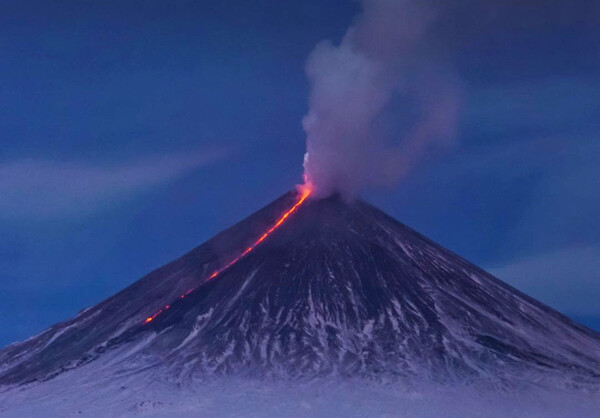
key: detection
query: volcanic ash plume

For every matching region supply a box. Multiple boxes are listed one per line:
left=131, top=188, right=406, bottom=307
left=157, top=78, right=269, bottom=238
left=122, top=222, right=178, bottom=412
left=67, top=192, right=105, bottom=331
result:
left=302, top=0, right=461, bottom=199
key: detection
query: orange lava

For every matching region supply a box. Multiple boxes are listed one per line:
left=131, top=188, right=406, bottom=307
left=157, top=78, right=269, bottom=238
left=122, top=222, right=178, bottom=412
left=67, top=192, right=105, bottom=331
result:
left=144, top=185, right=312, bottom=324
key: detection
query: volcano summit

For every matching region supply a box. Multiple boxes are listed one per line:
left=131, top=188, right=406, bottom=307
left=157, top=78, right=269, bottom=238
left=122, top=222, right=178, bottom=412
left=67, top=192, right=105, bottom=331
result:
left=0, top=191, right=599, bottom=414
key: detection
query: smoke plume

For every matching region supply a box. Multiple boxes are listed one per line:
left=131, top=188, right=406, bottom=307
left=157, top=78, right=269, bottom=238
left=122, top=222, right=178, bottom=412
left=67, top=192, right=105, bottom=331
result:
left=302, top=0, right=461, bottom=198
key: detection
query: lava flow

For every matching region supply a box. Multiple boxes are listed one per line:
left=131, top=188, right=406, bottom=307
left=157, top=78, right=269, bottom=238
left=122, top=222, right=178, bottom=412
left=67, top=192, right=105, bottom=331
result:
left=144, top=185, right=313, bottom=324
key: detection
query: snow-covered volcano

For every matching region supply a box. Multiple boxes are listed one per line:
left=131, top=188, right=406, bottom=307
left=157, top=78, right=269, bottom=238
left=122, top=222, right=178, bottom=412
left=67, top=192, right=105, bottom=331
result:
left=1, top=191, right=599, bottom=391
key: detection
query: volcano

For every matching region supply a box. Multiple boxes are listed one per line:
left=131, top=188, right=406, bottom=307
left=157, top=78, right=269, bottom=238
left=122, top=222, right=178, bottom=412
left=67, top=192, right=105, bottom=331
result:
left=1, top=191, right=599, bottom=393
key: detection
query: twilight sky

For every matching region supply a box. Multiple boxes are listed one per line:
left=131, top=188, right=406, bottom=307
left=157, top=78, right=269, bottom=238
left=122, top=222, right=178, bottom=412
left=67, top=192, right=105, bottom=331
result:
left=1, top=0, right=599, bottom=346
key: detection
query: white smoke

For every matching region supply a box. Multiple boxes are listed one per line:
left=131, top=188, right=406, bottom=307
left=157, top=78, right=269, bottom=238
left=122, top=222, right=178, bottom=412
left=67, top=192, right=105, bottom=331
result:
left=302, top=0, right=461, bottom=198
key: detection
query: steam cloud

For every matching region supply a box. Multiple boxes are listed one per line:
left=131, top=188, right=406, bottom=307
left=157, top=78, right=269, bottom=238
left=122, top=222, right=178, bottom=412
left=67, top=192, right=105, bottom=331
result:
left=302, top=0, right=461, bottom=198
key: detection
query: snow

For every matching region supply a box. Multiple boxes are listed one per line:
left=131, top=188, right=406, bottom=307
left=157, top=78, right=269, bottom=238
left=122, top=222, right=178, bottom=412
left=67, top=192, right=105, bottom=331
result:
left=0, top=369, right=598, bottom=418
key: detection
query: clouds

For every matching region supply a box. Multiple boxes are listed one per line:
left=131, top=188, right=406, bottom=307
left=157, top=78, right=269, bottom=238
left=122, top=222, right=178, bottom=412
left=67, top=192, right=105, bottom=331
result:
left=489, top=246, right=600, bottom=316
left=460, top=77, right=600, bottom=255
left=457, top=82, right=599, bottom=318
left=0, top=150, right=227, bottom=219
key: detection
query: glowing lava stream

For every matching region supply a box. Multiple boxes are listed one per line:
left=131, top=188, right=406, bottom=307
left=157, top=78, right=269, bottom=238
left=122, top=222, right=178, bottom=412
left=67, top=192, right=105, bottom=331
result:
left=144, top=185, right=312, bottom=324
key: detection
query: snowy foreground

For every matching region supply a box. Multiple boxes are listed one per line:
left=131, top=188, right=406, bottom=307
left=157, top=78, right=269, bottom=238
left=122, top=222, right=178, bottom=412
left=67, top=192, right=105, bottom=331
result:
left=0, top=366, right=598, bottom=418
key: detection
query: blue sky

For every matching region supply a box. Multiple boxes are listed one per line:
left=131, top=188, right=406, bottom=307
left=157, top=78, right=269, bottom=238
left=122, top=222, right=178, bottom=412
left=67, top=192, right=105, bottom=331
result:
left=1, top=0, right=599, bottom=345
